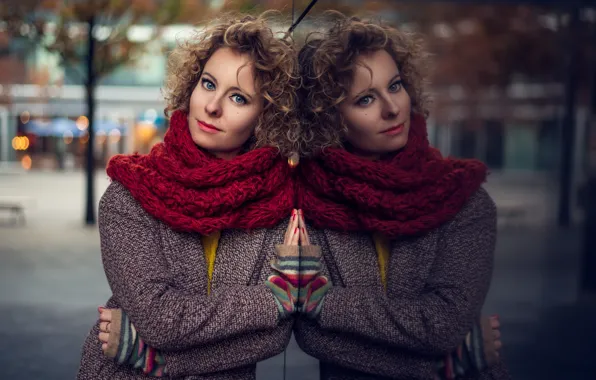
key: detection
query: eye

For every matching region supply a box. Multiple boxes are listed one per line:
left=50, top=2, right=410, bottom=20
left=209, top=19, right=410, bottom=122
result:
left=389, top=80, right=403, bottom=93
left=356, top=95, right=374, bottom=106
left=230, top=94, right=247, bottom=105
left=201, top=78, right=215, bottom=91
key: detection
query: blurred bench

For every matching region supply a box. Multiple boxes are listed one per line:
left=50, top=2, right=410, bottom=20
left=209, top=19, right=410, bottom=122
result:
left=0, top=196, right=29, bottom=225
left=0, top=161, right=26, bottom=176
left=497, top=203, right=528, bottom=227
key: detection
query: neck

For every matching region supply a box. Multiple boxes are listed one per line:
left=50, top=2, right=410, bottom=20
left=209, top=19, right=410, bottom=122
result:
left=345, top=144, right=380, bottom=161
left=211, top=149, right=242, bottom=161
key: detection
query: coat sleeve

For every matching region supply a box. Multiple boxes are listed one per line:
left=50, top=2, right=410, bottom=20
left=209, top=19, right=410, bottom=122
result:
left=310, top=188, right=497, bottom=356
left=105, top=308, right=293, bottom=377
left=162, top=318, right=293, bottom=377
left=294, top=319, right=510, bottom=380
left=98, top=182, right=282, bottom=352
left=294, top=317, right=442, bottom=379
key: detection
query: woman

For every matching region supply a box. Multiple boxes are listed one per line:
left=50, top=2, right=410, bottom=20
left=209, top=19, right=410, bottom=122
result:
left=292, top=13, right=510, bottom=380
left=77, top=13, right=305, bottom=379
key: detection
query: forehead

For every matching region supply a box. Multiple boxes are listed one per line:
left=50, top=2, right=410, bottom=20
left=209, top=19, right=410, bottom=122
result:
left=350, top=50, right=399, bottom=89
left=204, top=47, right=257, bottom=91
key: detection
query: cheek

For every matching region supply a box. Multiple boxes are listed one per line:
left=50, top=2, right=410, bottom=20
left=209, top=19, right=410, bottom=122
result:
left=402, top=93, right=412, bottom=113
left=188, top=88, right=203, bottom=113
left=346, top=109, right=378, bottom=135
left=228, top=106, right=260, bottom=133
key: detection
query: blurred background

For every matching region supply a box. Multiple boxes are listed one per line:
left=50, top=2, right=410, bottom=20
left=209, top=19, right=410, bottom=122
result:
left=0, top=0, right=595, bottom=379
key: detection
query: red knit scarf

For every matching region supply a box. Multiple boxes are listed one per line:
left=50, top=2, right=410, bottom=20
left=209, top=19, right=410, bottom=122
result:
left=107, top=110, right=294, bottom=235
left=296, top=113, right=488, bottom=238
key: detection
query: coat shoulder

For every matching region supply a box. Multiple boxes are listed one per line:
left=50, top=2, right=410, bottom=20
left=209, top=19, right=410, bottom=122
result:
left=452, top=186, right=497, bottom=225
left=98, top=181, right=155, bottom=224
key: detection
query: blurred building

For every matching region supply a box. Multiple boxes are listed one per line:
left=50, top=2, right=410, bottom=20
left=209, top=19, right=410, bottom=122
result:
left=0, top=17, right=295, bottom=171
left=0, top=23, right=186, bottom=170
left=0, top=4, right=592, bottom=184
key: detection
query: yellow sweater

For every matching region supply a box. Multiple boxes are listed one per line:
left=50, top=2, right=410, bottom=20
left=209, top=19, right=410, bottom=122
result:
left=201, top=231, right=390, bottom=294
left=201, top=231, right=221, bottom=295
left=373, top=232, right=391, bottom=290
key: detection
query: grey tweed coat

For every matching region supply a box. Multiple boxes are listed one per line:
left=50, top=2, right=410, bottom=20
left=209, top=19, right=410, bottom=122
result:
left=77, top=182, right=293, bottom=380
left=294, top=188, right=511, bottom=380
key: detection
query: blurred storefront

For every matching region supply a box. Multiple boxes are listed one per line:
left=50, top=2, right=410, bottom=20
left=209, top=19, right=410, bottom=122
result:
left=0, top=23, right=179, bottom=171
left=2, top=84, right=167, bottom=171
left=0, top=19, right=591, bottom=179
left=429, top=83, right=590, bottom=177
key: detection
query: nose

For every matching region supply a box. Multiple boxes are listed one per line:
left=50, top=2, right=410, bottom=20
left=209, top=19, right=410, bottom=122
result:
left=381, top=96, right=399, bottom=120
left=204, top=96, right=222, bottom=118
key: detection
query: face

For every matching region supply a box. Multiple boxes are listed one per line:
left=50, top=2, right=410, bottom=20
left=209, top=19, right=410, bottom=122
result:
left=338, top=49, right=412, bottom=158
left=188, top=47, right=263, bottom=160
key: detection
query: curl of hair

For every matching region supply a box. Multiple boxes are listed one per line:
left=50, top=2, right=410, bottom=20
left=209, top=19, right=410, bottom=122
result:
left=298, top=11, right=432, bottom=156
left=163, top=11, right=300, bottom=157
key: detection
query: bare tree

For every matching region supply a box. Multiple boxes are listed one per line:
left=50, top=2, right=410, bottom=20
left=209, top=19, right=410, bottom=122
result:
left=1, top=0, right=211, bottom=225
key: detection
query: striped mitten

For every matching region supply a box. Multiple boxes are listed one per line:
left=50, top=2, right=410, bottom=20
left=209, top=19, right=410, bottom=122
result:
left=300, top=275, right=331, bottom=318
left=297, top=245, right=331, bottom=319
left=265, top=245, right=301, bottom=318
left=435, top=319, right=491, bottom=379
left=110, top=310, right=167, bottom=376
left=436, top=342, right=473, bottom=379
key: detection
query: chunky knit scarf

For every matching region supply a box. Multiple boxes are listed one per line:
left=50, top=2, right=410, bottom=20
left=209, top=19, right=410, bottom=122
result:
left=296, top=113, right=488, bottom=238
left=107, top=110, right=294, bottom=235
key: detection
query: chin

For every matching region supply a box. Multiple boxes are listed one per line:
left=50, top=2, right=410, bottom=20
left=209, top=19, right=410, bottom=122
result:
left=190, top=132, right=218, bottom=151
left=382, top=136, right=409, bottom=154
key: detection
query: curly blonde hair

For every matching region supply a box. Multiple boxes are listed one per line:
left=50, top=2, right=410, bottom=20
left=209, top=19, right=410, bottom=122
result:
left=298, top=11, right=432, bottom=156
left=163, top=12, right=300, bottom=157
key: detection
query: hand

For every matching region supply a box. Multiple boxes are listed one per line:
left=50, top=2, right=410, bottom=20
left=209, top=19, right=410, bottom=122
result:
left=485, top=315, right=502, bottom=364
left=97, top=307, right=167, bottom=376
left=296, top=209, right=330, bottom=318
left=297, top=209, right=310, bottom=246
left=283, top=209, right=300, bottom=245
left=300, top=275, right=331, bottom=318
left=266, top=210, right=302, bottom=318
left=98, top=307, right=114, bottom=354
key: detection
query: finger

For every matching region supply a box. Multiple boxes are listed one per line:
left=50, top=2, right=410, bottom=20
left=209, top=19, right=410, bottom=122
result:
left=299, top=226, right=306, bottom=246
left=99, top=332, right=109, bottom=343
left=292, top=209, right=300, bottom=229
left=284, top=209, right=296, bottom=243
left=300, top=227, right=311, bottom=246
left=285, top=210, right=300, bottom=245
left=102, top=343, right=108, bottom=352
left=298, top=217, right=310, bottom=246
left=99, top=309, right=113, bottom=322
left=297, top=211, right=311, bottom=246
left=290, top=227, right=299, bottom=246
left=494, top=340, right=503, bottom=350
left=99, top=322, right=108, bottom=333
left=297, top=211, right=305, bottom=242
left=297, top=209, right=305, bottom=228
left=490, top=317, right=500, bottom=329
left=493, top=330, right=501, bottom=340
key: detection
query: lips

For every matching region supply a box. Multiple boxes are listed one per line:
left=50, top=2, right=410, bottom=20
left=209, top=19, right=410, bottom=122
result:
left=196, top=120, right=221, bottom=134
left=381, top=123, right=405, bottom=135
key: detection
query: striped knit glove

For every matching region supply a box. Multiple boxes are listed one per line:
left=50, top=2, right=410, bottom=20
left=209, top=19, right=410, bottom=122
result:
left=435, top=317, right=496, bottom=379
left=297, top=245, right=331, bottom=319
left=105, top=309, right=167, bottom=377
left=265, top=245, right=301, bottom=318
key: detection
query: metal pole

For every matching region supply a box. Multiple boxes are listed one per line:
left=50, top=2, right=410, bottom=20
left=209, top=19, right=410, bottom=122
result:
left=0, top=106, right=9, bottom=163
left=557, top=4, right=580, bottom=227
left=85, top=15, right=97, bottom=225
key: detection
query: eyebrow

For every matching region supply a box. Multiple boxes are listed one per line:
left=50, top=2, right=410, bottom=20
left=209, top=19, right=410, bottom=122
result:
left=202, top=71, right=254, bottom=101
left=388, top=73, right=402, bottom=84
left=352, top=72, right=402, bottom=100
